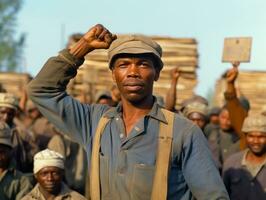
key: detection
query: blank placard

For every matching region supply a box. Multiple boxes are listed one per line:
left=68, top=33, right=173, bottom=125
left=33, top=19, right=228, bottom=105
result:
left=222, top=37, right=252, bottom=63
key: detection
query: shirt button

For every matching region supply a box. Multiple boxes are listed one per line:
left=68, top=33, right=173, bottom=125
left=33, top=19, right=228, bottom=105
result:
left=120, top=133, right=124, bottom=139
left=116, top=117, right=119, bottom=121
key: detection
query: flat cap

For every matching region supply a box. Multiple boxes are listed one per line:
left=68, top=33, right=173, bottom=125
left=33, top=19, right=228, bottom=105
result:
left=0, top=93, right=18, bottom=110
left=242, top=114, right=266, bottom=133
left=108, top=35, right=163, bottom=70
left=183, top=101, right=208, bottom=118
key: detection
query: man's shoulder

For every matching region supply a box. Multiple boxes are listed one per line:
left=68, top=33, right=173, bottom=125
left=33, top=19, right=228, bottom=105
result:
left=61, top=183, right=87, bottom=200
left=223, top=150, right=244, bottom=169
left=68, top=190, right=87, bottom=200
left=20, top=185, right=37, bottom=200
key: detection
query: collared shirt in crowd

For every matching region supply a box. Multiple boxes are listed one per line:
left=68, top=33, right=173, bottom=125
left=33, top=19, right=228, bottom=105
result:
left=223, top=150, right=266, bottom=200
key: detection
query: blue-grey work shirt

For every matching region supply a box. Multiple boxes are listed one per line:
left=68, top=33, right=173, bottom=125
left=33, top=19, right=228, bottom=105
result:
left=27, top=49, right=229, bottom=200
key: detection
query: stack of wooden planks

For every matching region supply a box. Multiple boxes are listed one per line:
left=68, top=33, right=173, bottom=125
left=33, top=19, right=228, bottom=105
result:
left=0, top=72, right=32, bottom=97
left=67, top=35, right=199, bottom=106
left=213, top=70, right=266, bottom=114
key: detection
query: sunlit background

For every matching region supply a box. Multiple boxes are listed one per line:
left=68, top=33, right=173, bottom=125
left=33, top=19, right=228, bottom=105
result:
left=17, top=0, right=266, bottom=97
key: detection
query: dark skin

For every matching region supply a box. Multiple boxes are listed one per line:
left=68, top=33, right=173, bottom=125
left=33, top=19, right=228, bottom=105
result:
left=0, top=144, right=12, bottom=175
left=187, top=112, right=206, bottom=130
left=112, top=55, right=160, bottom=135
left=70, top=24, right=160, bottom=136
left=245, top=131, right=266, bottom=164
left=165, top=67, right=180, bottom=112
left=0, top=107, right=16, bottom=127
left=35, top=166, right=64, bottom=200
left=219, top=108, right=232, bottom=131
left=225, top=61, right=247, bottom=149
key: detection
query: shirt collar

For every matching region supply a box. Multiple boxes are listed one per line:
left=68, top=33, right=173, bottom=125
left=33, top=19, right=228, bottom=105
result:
left=241, top=149, right=266, bottom=167
left=103, top=97, right=167, bottom=123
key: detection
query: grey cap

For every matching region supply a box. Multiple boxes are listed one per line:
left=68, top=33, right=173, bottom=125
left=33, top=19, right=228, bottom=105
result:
left=183, top=102, right=208, bottom=118
left=242, top=114, right=266, bottom=133
left=0, top=122, right=12, bottom=148
left=108, top=35, right=163, bottom=70
left=0, top=93, right=18, bottom=110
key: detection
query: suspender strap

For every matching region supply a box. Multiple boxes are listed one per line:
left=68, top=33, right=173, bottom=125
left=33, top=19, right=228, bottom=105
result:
left=151, top=108, right=175, bottom=200
left=90, top=116, right=110, bottom=200
left=90, top=108, right=175, bottom=200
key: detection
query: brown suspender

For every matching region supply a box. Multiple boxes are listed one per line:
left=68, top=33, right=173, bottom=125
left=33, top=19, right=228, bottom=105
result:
left=90, top=108, right=175, bottom=200
left=151, top=109, right=175, bottom=200
left=90, top=116, right=110, bottom=200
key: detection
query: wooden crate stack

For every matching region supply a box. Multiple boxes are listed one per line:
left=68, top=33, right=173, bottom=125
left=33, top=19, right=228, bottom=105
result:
left=213, top=70, right=266, bottom=114
left=67, top=35, right=199, bottom=106
left=0, top=72, right=32, bottom=97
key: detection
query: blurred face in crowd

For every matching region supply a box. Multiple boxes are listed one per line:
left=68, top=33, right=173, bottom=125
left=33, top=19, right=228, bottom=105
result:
left=0, top=107, right=16, bottom=126
left=210, top=115, right=220, bottom=125
left=97, top=97, right=114, bottom=106
left=112, top=54, right=159, bottom=104
left=0, top=144, right=12, bottom=169
left=219, top=108, right=232, bottom=131
left=27, top=107, right=41, bottom=119
left=35, top=166, right=63, bottom=195
left=187, top=112, right=206, bottom=129
left=246, top=131, right=266, bottom=156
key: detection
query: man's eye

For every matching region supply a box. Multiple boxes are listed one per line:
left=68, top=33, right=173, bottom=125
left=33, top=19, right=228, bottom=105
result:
left=118, top=63, right=127, bottom=68
left=140, top=62, right=150, bottom=67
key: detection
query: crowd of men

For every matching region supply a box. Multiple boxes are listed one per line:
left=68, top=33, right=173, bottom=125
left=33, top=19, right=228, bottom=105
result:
left=0, top=24, right=265, bottom=200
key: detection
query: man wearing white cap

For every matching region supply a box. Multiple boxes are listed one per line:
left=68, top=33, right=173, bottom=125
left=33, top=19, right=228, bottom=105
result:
left=223, top=114, right=266, bottom=199
left=0, top=122, right=32, bottom=200
left=21, top=149, right=86, bottom=200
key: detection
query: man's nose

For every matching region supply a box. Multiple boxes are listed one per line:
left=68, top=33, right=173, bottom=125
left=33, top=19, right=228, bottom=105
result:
left=127, top=64, right=140, bottom=77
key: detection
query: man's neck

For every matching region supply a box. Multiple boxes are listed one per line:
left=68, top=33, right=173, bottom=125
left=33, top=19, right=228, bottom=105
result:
left=246, top=150, right=266, bottom=165
left=39, top=185, right=60, bottom=200
left=121, top=97, right=154, bottom=135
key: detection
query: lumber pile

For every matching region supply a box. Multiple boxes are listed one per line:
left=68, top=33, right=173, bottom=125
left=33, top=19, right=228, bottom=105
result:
left=213, top=70, right=266, bottom=114
left=67, top=35, right=199, bottom=106
left=0, top=72, right=32, bottom=97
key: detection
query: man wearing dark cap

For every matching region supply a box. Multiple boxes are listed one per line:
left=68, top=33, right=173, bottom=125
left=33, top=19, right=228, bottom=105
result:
left=27, top=24, right=228, bottom=199
left=0, top=122, right=32, bottom=200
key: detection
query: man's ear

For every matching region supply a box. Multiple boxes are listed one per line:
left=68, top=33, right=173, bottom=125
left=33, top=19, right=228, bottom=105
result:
left=112, top=70, right=116, bottom=83
left=154, top=70, right=160, bottom=81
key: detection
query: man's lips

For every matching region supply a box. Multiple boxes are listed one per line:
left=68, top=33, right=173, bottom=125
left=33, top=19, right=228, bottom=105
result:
left=124, top=85, right=143, bottom=91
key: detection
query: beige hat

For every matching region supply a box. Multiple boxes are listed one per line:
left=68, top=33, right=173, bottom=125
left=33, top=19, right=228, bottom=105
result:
left=108, top=35, right=163, bottom=70
left=0, top=93, right=18, bottom=110
left=0, top=122, right=12, bottom=148
left=34, top=149, right=65, bottom=174
left=242, top=114, right=266, bottom=133
left=183, top=102, right=208, bottom=118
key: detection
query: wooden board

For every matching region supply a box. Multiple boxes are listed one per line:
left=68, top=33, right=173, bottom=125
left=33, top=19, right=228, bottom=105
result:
left=222, top=37, right=252, bottom=63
